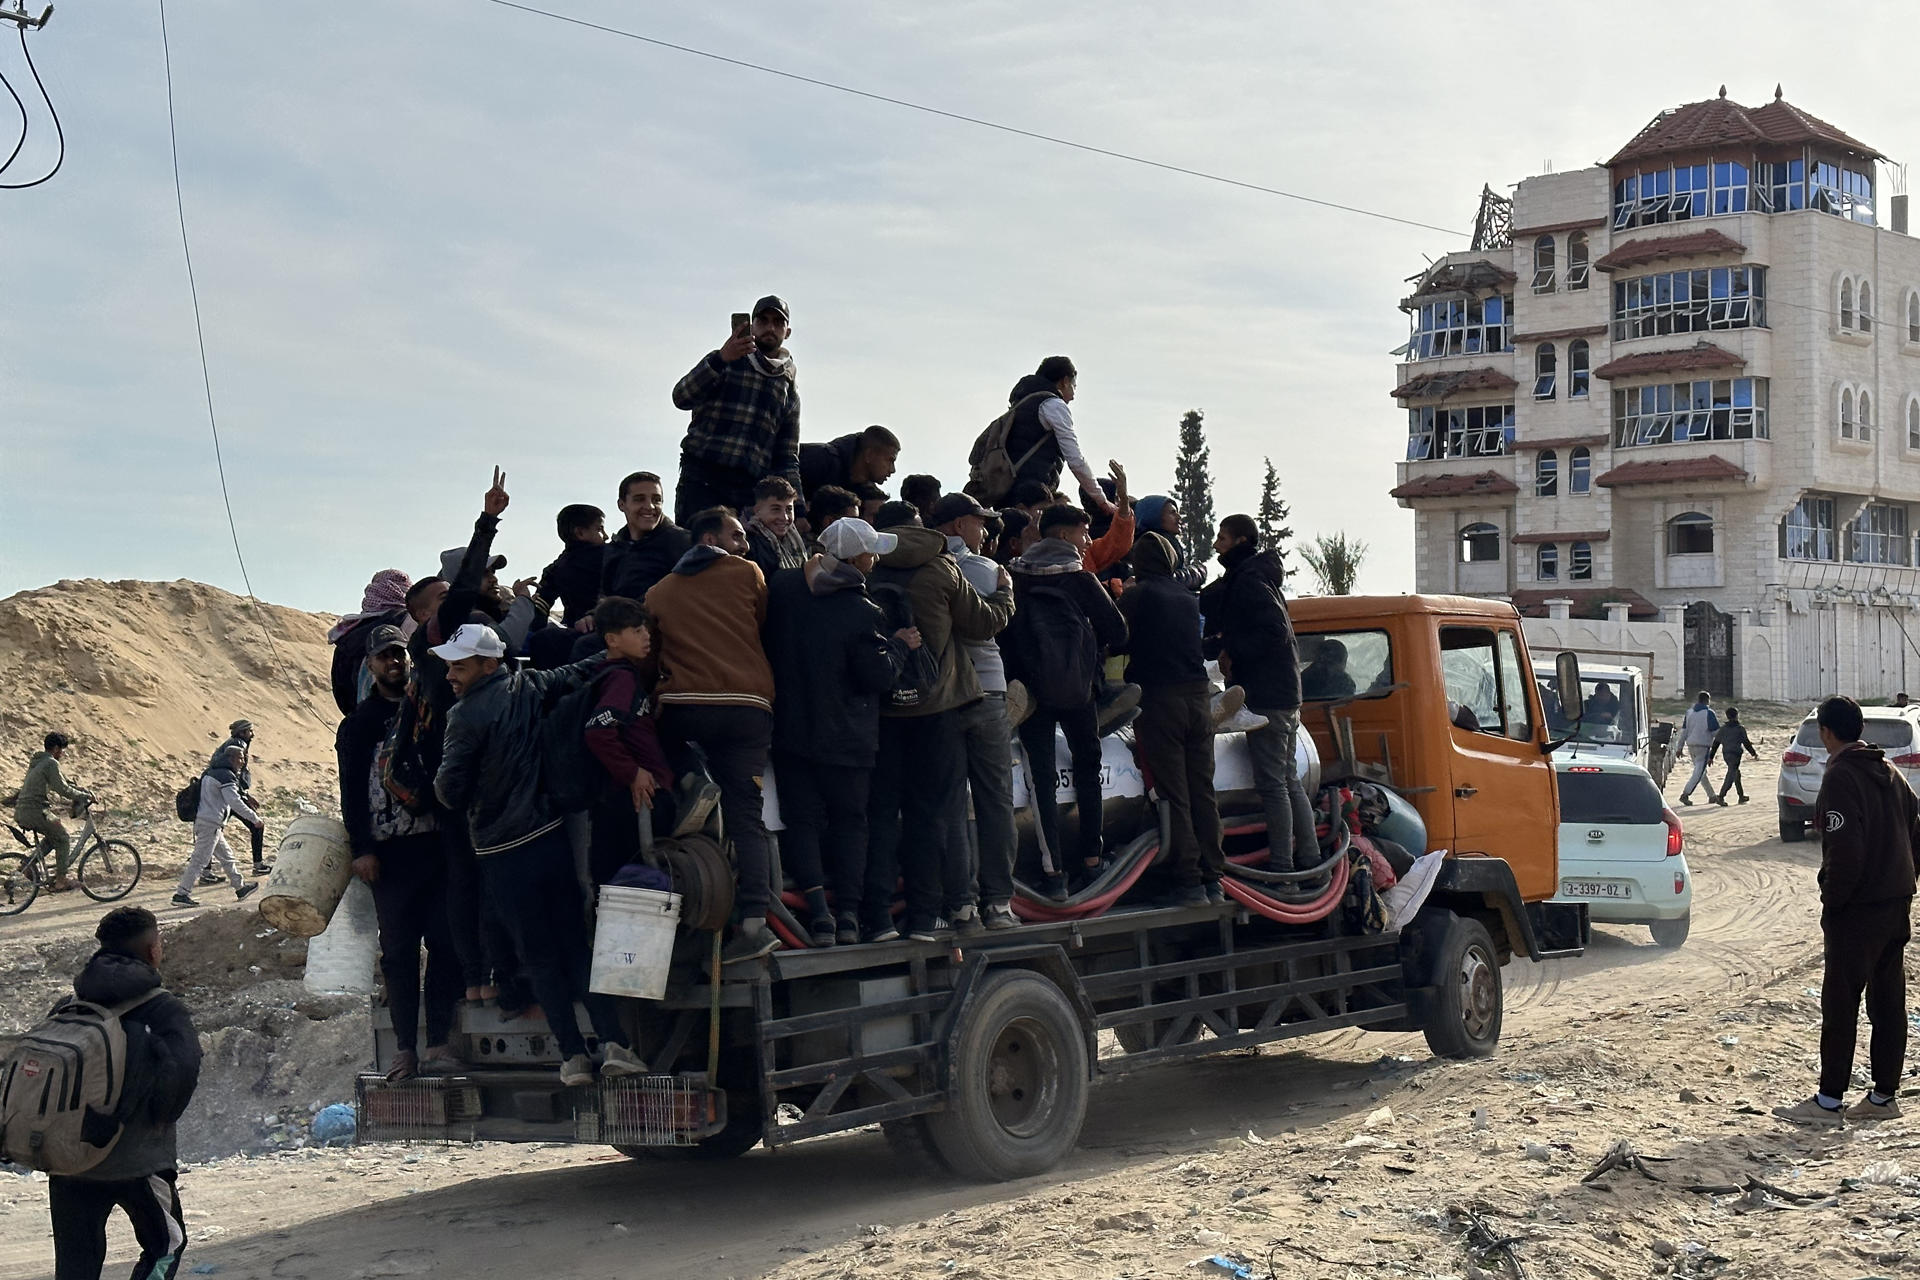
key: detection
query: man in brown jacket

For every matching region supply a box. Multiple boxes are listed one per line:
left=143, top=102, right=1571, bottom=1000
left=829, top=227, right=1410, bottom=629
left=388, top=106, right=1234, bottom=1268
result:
left=1775, top=695, right=1920, bottom=1127
left=863, top=502, right=1015, bottom=942
left=645, top=507, right=781, bottom=963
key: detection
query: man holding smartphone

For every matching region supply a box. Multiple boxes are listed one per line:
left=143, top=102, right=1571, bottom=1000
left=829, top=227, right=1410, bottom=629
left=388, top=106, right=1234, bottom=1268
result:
left=671, top=296, right=803, bottom=526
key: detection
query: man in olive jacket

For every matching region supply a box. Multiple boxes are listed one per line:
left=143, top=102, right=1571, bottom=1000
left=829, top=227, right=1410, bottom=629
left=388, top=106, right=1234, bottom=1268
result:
left=862, top=502, right=1014, bottom=942
left=1775, top=696, right=1920, bottom=1128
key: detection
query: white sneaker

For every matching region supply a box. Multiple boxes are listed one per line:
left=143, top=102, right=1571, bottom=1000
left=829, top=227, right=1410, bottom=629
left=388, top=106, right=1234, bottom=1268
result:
left=599, top=1043, right=648, bottom=1078
left=559, top=1054, right=596, bottom=1087
left=1210, top=686, right=1246, bottom=727
left=1217, top=707, right=1270, bottom=734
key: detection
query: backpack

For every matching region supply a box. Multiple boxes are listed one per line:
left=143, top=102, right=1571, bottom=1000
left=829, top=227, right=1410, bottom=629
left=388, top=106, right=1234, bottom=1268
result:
left=541, top=666, right=642, bottom=813
left=1011, top=583, right=1098, bottom=711
left=0, top=988, right=160, bottom=1175
left=965, top=392, right=1055, bottom=506
left=377, top=682, right=439, bottom=816
left=173, top=777, right=201, bottom=823
left=867, top=574, right=942, bottom=711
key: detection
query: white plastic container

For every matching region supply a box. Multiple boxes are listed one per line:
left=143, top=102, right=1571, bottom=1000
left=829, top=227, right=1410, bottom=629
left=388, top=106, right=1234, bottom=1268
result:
left=259, top=814, right=353, bottom=938
left=589, top=885, right=682, bottom=1001
left=303, top=876, right=379, bottom=996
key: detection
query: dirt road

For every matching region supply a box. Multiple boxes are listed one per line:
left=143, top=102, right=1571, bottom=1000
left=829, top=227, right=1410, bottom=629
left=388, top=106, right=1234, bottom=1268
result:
left=4, top=730, right=1903, bottom=1280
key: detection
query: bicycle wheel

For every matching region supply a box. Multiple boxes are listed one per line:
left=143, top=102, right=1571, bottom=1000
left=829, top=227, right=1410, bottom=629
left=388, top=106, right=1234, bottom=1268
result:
left=0, top=852, right=40, bottom=915
left=78, top=840, right=143, bottom=903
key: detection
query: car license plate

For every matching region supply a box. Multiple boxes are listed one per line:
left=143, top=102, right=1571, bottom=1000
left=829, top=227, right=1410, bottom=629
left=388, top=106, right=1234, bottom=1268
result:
left=1562, top=880, right=1634, bottom=900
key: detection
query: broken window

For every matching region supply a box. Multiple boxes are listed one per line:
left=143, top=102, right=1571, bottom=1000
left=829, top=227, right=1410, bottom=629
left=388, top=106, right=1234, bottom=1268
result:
left=1569, top=340, right=1590, bottom=398
left=1566, top=232, right=1589, bottom=290
left=1613, top=379, right=1769, bottom=448
left=1570, top=541, right=1593, bottom=581
left=1860, top=282, right=1873, bottom=333
left=1712, top=162, right=1750, bottom=215
left=1569, top=447, right=1592, bottom=494
left=1459, top=522, right=1501, bottom=564
left=1536, top=543, right=1558, bottom=580
left=1533, top=235, right=1556, bottom=293
left=1667, top=512, right=1714, bottom=556
left=1533, top=343, right=1557, bottom=400
left=1847, top=504, right=1909, bottom=565
left=1756, top=159, right=1806, bottom=213
left=1781, top=496, right=1837, bottom=561
left=1408, top=404, right=1514, bottom=461
left=1407, top=293, right=1512, bottom=361
left=1613, top=266, right=1766, bottom=340
left=1536, top=450, right=1558, bottom=497
left=1840, top=279, right=1854, bottom=329
left=1840, top=388, right=1856, bottom=439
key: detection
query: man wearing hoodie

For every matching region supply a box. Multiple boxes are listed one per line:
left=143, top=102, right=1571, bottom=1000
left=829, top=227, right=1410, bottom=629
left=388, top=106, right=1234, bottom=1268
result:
left=172, top=745, right=262, bottom=908
left=999, top=357, right=1117, bottom=516
left=1005, top=505, right=1130, bottom=898
left=671, top=296, right=803, bottom=524
left=1120, top=532, right=1227, bottom=907
left=1774, top=696, right=1920, bottom=1128
left=206, top=719, right=267, bottom=878
left=764, top=518, right=907, bottom=945
left=433, top=623, right=644, bottom=1086
left=47, top=907, right=201, bottom=1280
left=799, top=424, right=900, bottom=509
left=1205, top=515, right=1314, bottom=873
left=644, top=507, right=783, bottom=963
left=1676, top=691, right=1720, bottom=806
left=13, top=731, right=89, bottom=893
left=933, top=492, right=1022, bottom=931
left=865, top=502, right=1016, bottom=941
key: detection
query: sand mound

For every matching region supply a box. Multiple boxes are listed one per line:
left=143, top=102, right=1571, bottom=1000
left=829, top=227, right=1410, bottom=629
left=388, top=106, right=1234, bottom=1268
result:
left=0, top=578, right=343, bottom=819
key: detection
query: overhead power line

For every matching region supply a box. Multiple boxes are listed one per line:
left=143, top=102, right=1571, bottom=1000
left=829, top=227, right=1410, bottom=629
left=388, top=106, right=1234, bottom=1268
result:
left=478, top=0, right=1470, bottom=240
left=0, top=24, right=64, bottom=188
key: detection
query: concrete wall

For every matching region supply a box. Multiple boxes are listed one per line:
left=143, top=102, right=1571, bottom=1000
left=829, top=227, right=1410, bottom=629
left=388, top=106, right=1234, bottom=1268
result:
left=1521, top=601, right=1685, bottom=698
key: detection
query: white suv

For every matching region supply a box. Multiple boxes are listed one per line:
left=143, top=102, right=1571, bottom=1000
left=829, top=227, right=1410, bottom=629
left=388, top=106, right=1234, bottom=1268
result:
left=1550, top=757, right=1692, bottom=948
left=1777, top=708, right=1920, bottom=843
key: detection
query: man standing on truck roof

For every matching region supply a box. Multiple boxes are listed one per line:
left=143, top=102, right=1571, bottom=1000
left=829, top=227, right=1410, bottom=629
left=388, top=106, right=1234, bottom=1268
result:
left=671, top=296, right=803, bottom=526
left=432, top=623, right=645, bottom=1087
left=1676, top=691, right=1719, bottom=806
left=1774, top=696, right=1920, bottom=1128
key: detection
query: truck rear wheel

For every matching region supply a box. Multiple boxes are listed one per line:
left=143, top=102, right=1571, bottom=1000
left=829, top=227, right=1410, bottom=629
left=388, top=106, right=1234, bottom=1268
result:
left=1422, top=913, right=1503, bottom=1060
left=925, top=970, right=1089, bottom=1182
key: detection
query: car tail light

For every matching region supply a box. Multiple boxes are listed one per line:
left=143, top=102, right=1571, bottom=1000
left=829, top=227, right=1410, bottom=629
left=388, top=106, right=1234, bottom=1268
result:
left=1782, top=750, right=1811, bottom=766
left=1893, top=753, right=1920, bottom=767
left=1781, top=795, right=1805, bottom=807
left=1662, top=807, right=1684, bottom=857
left=1674, top=872, right=1686, bottom=895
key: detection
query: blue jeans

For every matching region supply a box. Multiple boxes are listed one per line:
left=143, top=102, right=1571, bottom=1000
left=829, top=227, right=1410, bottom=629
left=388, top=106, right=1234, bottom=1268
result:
left=1247, top=708, right=1315, bottom=871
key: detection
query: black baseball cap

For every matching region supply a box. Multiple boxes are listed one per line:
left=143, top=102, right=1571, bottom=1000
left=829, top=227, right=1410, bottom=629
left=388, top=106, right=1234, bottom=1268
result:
left=367, top=624, right=407, bottom=656
left=753, top=295, right=790, bottom=322
left=930, top=492, right=991, bottom=527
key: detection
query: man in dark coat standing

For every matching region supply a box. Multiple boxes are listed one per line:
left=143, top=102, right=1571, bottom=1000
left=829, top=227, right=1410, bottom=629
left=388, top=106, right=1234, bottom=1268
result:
left=1775, top=696, right=1920, bottom=1127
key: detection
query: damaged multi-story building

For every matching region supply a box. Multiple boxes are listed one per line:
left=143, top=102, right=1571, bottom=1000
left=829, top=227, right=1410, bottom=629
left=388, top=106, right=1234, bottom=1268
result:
left=1392, top=87, right=1920, bottom=702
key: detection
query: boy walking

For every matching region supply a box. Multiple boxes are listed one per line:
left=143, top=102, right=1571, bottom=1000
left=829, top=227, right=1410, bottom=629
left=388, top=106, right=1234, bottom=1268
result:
left=1711, top=706, right=1760, bottom=805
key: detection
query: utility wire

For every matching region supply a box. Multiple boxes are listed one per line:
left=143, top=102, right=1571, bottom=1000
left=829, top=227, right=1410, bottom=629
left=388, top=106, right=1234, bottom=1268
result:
left=0, top=24, right=62, bottom=188
left=478, top=0, right=1471, bottom=240
left=0, top=56, right=25, bottom=175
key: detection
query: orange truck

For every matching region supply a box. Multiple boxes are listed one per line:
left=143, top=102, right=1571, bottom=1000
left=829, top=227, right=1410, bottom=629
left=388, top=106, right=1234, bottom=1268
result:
left=357, top=595, right=1586, bottom=1180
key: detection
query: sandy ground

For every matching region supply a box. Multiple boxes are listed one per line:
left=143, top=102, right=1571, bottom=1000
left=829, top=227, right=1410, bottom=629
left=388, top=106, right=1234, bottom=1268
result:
left=4, top=705, right=1910, bottom=1279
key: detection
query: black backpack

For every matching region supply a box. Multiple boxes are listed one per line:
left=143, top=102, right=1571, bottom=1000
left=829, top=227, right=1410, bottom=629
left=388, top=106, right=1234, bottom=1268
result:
left=1011, top=583, right=1098, bottom=711
left=965, top=392, right=1055, bottom=506
left=867, top=573, right=942, bottom=711
left=173, top=777, right=201, bottom=823
left=541, top=665, right=644, bottom=813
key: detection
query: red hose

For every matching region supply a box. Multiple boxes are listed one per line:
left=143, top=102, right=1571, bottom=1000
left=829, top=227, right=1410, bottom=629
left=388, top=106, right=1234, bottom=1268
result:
left=1222, top=855, right=1349, bottom=923
left=1011, top=841, right=1162, bottom=922
left=768, top=914, right=809, bottom=950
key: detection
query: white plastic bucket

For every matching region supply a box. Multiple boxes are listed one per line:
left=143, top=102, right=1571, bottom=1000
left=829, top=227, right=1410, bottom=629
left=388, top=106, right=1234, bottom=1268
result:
left=589, top=885, right=682, bottom=1001
left=303, top=876, right=379, bottom=995
left=259, top=815, right=353, bottom=938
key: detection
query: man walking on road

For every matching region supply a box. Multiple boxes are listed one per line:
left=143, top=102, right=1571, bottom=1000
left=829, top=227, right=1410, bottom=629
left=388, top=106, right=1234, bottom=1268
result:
left=1711, top=706, right=1760, bottom=806
left=1775, top=696, right=1920, bottom=1128
left=1676, top=691, right=1719, bottom=806
left=173, top=745, right=261, bottom=908
left=209, top=720, right=268, bottom=877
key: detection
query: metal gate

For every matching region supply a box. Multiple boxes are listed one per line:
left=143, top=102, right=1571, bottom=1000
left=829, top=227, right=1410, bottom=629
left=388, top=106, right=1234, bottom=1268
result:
left=1683, top=601, right=1734, bottom=698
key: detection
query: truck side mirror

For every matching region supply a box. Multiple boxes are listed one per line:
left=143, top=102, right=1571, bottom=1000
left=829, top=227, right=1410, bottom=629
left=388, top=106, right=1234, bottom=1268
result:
left=1554, top=652, right=1581, bottom=717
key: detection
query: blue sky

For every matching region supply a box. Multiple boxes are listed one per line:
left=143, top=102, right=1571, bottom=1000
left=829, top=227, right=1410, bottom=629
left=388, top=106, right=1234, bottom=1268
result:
left=3, top=0, right=1914, bottom=611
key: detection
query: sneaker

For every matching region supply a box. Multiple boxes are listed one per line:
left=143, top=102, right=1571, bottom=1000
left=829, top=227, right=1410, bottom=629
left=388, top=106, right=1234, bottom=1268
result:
left=599, top=1043, right=648, bottom=1078
left=1845, top=1093, right=1903, bottom=1123
left=252, top=863, right=272, bottom=878
left=1771, top=1095, right=1844, bottom=1128
left=983, top=901, right=1019, bottom=930
left=235, top=882, right=260, bottom=902
left=1205, top=882, right=1228, bottom=905
left=722, top=919, right=781, bottom=965
left=808, top=916, right=837, bottom=947
left=1209, top=685, right=1246, bottom=728
left=1679, top=796, right=1694, bottom=807
left=418, top=1050, right=464, bottom=1075
left=1216, top=706, right=1270, bottom=734
left=672, top=775, right=722, bottom=838
left=835, top=913, right=861, bottom=946
left=1739, top=796, right=1751, bottom=804
left=1713, top=796, right=1729, bottom=807
left=1168, top=884, right=1210, bottom=908
left=907, top=918, right=952, bottom=944
left=864, top=926, right=901, bottom=945
left=198, top=870, right=223, bottom=886
left=170, top=891, right=199, bottom=908
left=1038, top=873, right=1069, bottom=902
left=951, top=904, right=985, bottom=937
left=559, top=1054, right=596, bottom=1087
left=1096, top=682, right=1142, bottom=733
left=1005, top=681, right=1034, bottom=730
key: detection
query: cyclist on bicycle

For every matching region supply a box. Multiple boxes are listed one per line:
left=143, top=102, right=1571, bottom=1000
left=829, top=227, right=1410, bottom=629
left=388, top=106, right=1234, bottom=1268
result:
left=12, top=731, right=91, bottom=892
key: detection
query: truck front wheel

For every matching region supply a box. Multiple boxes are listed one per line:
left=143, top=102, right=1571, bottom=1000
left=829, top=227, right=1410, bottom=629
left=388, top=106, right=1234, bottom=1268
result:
left=1422, top=913, right=1503, bottom=1060
left=926, top=970, right=1089, bottom=1182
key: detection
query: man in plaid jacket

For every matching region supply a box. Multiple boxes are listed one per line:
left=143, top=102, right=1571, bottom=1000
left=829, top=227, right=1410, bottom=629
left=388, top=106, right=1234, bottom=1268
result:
left=672, top=295, right=803, bottom=525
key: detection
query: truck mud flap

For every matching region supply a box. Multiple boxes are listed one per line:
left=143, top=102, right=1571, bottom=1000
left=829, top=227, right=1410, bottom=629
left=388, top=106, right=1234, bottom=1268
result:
left=1425, top=858, right=1585, bottom=961
left=1525, top=901, right=1589, bottom=957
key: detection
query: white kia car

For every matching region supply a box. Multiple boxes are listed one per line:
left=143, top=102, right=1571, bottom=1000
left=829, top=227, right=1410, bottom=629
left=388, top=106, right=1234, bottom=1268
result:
left=1550, top=757, right=1692, bottom=948
left=1777, top=707, right=1920, bottom=843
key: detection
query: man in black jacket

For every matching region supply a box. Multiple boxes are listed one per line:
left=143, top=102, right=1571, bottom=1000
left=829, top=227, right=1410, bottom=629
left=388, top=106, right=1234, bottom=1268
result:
left=1205, top=515, right=1314, bottom=873
left=433, top=624, right=643, bottom=1087
left=48, top=907, right=201, bottom=1280
left=601, top=471, right=694, bottom=605
left=1775, top=696, right=1920, bottom=1127
left=1005, top=505, right=1129, bottom=898
left=798, top=425, right=900, bottom=509
left=1120, top=533, right=1226, bottom=906
left=536, top=503, right=607, bottom=628
left=764, top=518, right=906, bottom=945
left=1710, top=706, right=1760, bottom=805
left=336, top=626, right=462, bottom=1082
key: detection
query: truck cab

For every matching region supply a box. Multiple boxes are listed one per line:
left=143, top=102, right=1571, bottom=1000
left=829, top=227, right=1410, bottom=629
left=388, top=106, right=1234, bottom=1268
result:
left=1532, top=660, right=1653, bottom=775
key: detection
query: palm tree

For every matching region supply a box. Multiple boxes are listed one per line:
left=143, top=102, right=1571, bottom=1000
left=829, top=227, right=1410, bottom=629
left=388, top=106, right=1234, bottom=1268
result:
left=1301, top=532, right=1368, bottom=596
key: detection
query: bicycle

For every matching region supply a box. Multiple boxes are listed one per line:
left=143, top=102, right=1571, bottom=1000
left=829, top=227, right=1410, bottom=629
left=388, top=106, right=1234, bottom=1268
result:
left=0, top=795, right=143, bottom=914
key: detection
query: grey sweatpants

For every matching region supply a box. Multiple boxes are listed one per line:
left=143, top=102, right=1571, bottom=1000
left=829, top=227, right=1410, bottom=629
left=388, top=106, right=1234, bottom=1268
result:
left=179, top=820, right=242, bottom=895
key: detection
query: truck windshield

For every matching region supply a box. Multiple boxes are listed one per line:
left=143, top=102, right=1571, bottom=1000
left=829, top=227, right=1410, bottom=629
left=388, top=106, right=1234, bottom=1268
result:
left=1298, top=630, right=1392, bottom=700
left=1545, top=677, right=1637, bottom=744
left=1556, top=770, right=1664, bottom=824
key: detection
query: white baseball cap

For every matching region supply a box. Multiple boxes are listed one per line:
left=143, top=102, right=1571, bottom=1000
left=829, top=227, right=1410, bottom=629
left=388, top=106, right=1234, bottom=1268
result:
left=820, top=517, right=898, bottom=561
left=430, top=623, right=507, bottom=662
